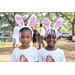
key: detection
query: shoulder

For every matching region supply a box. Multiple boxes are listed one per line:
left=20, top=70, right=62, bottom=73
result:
left=30, top=46, right=38, bottom=53
left=13, top=47, right=19, bottom=53
left=56, top=48, right=64, bottom=54
left=30, top=46, right=37, bottom=50
left=39, top=47, right=45, bottom=52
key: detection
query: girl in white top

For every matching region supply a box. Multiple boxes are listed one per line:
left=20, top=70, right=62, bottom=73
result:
left=39, top=18, right=66, bottom=62
left=10, top=14, right=38, bottom=62
left=12, top=25, right=20, bottom=49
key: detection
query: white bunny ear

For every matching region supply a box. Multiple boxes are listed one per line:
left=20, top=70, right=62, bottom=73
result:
left=15, top=14, right=24, bottom=27
left=53, top=17, right=63, bottom=29
left=27, top=14, right=37, bottom=27
left=43, top=18, right=50, bottom=29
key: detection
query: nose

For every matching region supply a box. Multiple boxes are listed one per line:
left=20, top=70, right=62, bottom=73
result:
left=49, top=37, right=53, bottom=41
left=23, top=37, right=27, bottom=41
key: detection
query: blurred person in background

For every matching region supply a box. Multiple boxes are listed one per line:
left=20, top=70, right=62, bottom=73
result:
left=31, top=26, right=38, bottom=48
left=37, top=22, right=45, bottom=49
left=58, top=29, right=62, bottom=41
left=12, top=25, right=20, bottom=49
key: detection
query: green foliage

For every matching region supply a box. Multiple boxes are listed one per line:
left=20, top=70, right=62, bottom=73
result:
left=0, top=12, right=74, bottom=33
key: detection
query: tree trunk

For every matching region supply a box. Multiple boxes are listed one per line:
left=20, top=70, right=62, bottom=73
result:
left=72, top=19, right=75, bottom=36
left=72, top=22, right=74, bottom=36
left=72, top=12, right=75, bottom=36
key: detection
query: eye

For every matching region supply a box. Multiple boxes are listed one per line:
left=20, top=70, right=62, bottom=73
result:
left=47, top=37, right=50, bottom=39
left=53, top=36, right=55, bottom=39
left=27, top=36, right=30, bottom=39
left=21, top=36, right=24, bottom=38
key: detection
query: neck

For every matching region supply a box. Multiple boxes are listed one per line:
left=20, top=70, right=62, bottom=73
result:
left=19, top=45, right=30, bottom=49
left=45, top=45, right=57, bottom=51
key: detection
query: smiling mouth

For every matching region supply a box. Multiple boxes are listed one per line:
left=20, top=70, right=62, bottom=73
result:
left=49, top=42, right=54, bottom=45
left=23, top=42, right=27, bottom=44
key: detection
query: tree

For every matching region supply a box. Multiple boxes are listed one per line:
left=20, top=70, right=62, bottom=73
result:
left=45, top=12, right=74, bottom=35
left=58, top=12, right=75, bottom=35
left=0, top=12, right=74, bottom=36
left=1, top=12, right=34, bottom=30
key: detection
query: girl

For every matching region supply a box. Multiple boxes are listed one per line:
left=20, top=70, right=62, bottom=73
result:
left=39, top=18, right=66, bottom=62
left=31, top=26, right=38, bottom=48
left=10, top=14, right=38, bottom=62
left=12, top=25, right=20, bottom=49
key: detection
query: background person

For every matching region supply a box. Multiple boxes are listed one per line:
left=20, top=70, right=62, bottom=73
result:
left=31, top=26, right=38, bottom=48
left=58, top=29, right=62, bottom=41
left=12, top=25, right=20, bottom=49
left=37, top=22, right=45, bottom=49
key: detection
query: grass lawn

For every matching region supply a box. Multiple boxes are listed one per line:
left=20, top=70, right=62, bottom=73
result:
left=0, top=38, right=75, bottom=62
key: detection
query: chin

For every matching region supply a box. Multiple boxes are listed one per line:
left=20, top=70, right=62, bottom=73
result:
left=49, top=45, right=54, bottom=47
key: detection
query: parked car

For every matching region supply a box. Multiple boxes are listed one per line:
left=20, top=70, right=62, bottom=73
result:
left=4, top=30, right=13, bottom=36
left=0, top=31, right=5, bottom=36
left=72, top=36, right=75, bottom=41
left=62, top=32, right=71, bottom=38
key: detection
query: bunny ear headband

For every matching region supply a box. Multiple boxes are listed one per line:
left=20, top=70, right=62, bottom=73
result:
left=15, top=14, right=37, bottom=37
left=43, top=17, right=63, bottom=38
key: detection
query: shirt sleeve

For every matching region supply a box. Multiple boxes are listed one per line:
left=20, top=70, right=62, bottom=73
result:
left=38, top=49, right=43, bottom=62
left=34, top=48, right=38, bottom=62
left=60, top=50, right=66, bottom=62
left=10, top=49, right=16, bottom=62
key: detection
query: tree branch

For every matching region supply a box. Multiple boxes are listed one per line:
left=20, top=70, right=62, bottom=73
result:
left=3, top=12, right=13, bottom=24
left=48, top=12, right=53, bottom=21
left=59, top=12, right=73, bottom=25
left=24, top=12, right=34, bottom=23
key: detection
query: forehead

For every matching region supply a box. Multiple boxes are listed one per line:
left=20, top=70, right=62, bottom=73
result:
left=47, top=33, right=56, bottom=37
left=46, top=29, right=55, bottom=35
left=21, top=30, right=32, bottom=35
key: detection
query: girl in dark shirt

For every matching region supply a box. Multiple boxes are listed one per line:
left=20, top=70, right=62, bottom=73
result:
left=31, top=26, right=38, bottom=48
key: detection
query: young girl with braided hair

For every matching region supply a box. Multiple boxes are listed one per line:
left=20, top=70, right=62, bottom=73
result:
left=39, top=18, right=66, bottom=62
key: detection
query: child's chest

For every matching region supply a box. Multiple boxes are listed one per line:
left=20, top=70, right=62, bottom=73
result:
left=16, top=50, right=35, bottom=62
left=41, top=50, right=61, bottom=62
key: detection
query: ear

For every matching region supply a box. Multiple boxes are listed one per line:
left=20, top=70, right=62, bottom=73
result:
left=19, top=32, right=22, bottom=39
left=15, top=14, right=24, bottom=27
left=27, top=14, right=37, bottom=27
left=53, top=17, right=63, bottom=29
left=32, top=37, right=33, bottom=40
left=44, top=37, right=46, bottom=41
left=43, top=18, right=50, bottom=29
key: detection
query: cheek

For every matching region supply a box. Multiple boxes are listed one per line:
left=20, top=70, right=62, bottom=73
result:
left=55, top=39, right=58, bottom=43
left=28, top=37, right=32, bottom=42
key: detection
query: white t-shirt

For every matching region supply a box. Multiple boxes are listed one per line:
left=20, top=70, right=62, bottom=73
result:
left=38, top=27, right=45, bottom=36
left=39, top=47, right=66, bottom=62
left=12, top=26, right=20, bottom=39
left=10, top=46, right=38, bottom=62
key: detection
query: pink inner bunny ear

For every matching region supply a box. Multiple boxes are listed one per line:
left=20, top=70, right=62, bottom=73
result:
left=55, top=18, right=63, bottom=29
left=28, top=15, right=37, bottom=27
left=15, top=14, right=24, bottom=27
left=43, top=18, right=50, bottom=28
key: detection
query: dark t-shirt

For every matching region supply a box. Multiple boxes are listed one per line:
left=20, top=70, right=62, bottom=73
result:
left=33, top=30, right=38, bottom=43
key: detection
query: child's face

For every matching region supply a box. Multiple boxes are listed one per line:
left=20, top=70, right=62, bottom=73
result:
left=45, top=33, right=57, bottom=47
left=20, top=30, right=32, bottom=47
